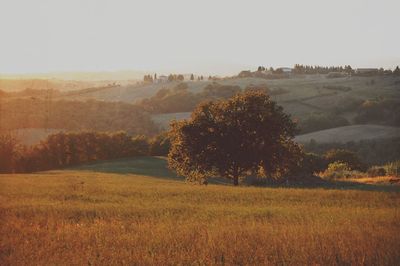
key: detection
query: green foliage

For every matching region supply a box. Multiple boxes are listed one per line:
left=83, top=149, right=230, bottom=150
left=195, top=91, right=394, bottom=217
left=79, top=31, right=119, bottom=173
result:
left=324, top=149, right=365, bottom=171
left=168, top=91, right=300, bottom=185
left=7, top=132, right=155, bottom=173
left=131, top=135, right=150, bottom=156
left=320, top=161, right=364, bottom=180
left=149, top=133, right=170, bottom=156
left=328, top=161, right=351, bottom=172
left=303, top=137, right=400, bottom=166
left=298, top=152, right=327, bottom=175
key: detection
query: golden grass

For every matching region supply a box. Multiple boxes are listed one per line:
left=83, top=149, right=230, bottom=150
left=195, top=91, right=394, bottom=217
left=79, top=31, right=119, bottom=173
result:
left=348, top=175, right=400, bottom=185
left=1, top=170, right=399, bottom=265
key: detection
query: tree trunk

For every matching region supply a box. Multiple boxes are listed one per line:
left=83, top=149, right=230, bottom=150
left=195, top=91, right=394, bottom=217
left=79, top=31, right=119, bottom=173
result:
left=233, top=175, right=239, bottom=186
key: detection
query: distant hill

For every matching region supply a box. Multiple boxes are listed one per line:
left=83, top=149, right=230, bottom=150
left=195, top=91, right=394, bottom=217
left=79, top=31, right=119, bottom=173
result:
left=54, top=75, right=400, bottom=117
left=3, top=74, right=400, bottom=140
left=295, top=125, right=400, bottom=144
left=0, top=70, right=146, bottom=82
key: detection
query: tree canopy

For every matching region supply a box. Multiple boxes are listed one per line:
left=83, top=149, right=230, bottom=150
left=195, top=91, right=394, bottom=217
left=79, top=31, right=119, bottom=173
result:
left=168, top=91, right=301, bottom=185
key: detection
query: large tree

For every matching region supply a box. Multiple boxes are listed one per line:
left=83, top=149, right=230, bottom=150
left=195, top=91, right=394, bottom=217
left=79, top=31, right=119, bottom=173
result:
left=168, top=91, right=301, bottom=186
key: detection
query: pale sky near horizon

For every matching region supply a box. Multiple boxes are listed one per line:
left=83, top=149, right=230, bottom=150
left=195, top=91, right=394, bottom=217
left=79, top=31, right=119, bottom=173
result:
left=0, top=0, right=399, bottom=76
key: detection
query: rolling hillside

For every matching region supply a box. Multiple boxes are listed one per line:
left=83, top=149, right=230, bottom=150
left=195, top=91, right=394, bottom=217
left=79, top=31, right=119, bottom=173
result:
left=4, top=75, right=400, bottom=145
left=62, top=75, right=399, bottom=126
left=295, top=124, right=400, bottom=143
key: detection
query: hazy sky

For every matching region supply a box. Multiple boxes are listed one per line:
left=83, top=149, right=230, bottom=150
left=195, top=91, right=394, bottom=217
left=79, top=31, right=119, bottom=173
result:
left=0, top=0, right=399, bottom=75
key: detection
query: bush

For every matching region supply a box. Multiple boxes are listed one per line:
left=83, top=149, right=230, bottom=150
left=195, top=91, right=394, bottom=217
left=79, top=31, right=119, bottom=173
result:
left=298, top=153, right=327, bottom=175
left=149, top=133, right=170, bottom=156
left=324, top=149, right=365, bottom=171
left=384, top=161, right=400, bottom=177
left=320, top=161, right=365, bottom=180
left=303, top=137, right=400, bottom=166
left=367, top=166, right=386, bottom=177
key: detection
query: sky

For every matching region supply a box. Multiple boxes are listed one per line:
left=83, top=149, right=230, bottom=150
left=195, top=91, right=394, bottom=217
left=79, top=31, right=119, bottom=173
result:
left=0, top=0, right=399, bottom=76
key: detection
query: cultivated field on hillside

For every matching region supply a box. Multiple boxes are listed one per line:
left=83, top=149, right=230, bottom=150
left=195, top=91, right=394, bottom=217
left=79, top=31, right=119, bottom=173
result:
left=85, top=75, right=398, bottom=127
left=295, top=124, right=400, bottom=144
left=1, top=157, right=399, bottom=265
left=3, top=75, right=399, bottom=138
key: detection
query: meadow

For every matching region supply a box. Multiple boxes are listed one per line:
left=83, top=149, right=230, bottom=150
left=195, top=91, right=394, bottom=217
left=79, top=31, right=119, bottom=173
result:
left=1, top=157, right=399, bottom=265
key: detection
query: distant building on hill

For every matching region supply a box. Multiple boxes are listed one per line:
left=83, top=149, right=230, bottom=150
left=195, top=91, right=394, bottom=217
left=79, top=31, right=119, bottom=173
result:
left=155, top=75, right=169, bottom=83
left=277, top=67, right=293, bottom=73
left=356, top=68, right=379, bottom=75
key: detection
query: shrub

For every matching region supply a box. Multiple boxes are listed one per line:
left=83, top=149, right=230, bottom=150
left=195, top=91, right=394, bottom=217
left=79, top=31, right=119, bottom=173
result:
left=324, top=149, right=365, bottom=171
left=320, top=161, right=365, bottom=180
left=384, top=161, right=400, bottom=177
left=299, top=153, right=327, bottom=175
left=367, top=166, right=386, bottom=177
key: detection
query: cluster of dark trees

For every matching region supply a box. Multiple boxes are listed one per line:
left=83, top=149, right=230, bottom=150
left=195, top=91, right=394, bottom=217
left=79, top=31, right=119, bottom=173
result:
left=2, top=90, right=397, bottom=186
left=298, top=148, right=367, bottom=176
left=167, top=90, right=374, bottom=185
left=168, top=91, right=302, bottom=185
left=0, top=98, right=159, bottom=135
left=143, top=73, right=185, bottom=83
left=297, top=97, right=400, bottom=134
left=293, top=64, right=400, bottom=76
left=252, top=65, right=400, bottom=77
left=354, top=98, right=400, bottom=126
left=167, top=74, right=185, bottom=82
left=238, top=70, right=289, bottom=79
left=138, top=82, right=292, bottom=115
left=137, top=82, right=245, bottom=114
left=304, top=137, right=400, bottom=166
left=143, top=74, right=155, bottom=83
left=293, top=64, right=354, bottom=74
left=0, top=131, right=170, bottom=173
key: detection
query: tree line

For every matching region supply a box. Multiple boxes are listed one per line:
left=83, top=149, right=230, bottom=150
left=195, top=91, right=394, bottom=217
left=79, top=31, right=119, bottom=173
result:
left=137, top=82, right=284, bottom=114
left=0, top=131, right=170, bottom=173
left=250, top=65, right=400, bottom=76
left=0, top=98, right=159, bottom=135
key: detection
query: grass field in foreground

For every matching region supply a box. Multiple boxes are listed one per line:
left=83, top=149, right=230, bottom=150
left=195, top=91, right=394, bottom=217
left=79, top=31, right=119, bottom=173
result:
left=0, top=159, right=399, bottom=265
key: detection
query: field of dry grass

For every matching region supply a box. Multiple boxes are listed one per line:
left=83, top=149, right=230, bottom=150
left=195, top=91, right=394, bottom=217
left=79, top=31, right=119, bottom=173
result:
left=1, top=163, right=399, bottom=265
